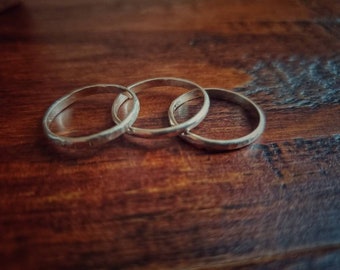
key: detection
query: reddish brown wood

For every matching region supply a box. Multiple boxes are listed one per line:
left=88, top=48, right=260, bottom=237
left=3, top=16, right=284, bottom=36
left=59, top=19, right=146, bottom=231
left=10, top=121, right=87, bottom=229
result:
left=0, top=0, right=339, bottom=269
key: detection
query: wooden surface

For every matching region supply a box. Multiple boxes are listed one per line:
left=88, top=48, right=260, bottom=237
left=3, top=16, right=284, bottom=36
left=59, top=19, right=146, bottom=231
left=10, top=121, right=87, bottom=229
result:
left=0, top=0, right=339, bottom=269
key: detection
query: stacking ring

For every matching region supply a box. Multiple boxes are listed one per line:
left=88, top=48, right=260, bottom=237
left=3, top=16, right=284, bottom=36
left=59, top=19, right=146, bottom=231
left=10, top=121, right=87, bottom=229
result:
left=43, top=84, right=140, bottom=147
left=43, top=79, right=265, bottom=152
left=112, top=77, right=210, bottom=138
left=168, top=88, right=266, bottom=150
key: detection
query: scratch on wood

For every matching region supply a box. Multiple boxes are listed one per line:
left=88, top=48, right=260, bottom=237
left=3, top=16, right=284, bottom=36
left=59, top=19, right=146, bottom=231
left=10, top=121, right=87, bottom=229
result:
left=317, top=20, right=340, bottom=39
left=251, top=134, right=340, bottom=179
left=236, top=57, right=340, bottom=109
left=251, top=143, right=284, bottom=178
left=191, top=21, right=339, bottom=109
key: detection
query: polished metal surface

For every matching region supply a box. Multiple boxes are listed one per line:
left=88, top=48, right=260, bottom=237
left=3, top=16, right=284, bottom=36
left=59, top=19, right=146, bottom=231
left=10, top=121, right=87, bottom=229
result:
left=112, top=77, right=210, bottom=138
left=168, top=88, right=266, bottom=150
left=43, top=84, right=140, bottom=147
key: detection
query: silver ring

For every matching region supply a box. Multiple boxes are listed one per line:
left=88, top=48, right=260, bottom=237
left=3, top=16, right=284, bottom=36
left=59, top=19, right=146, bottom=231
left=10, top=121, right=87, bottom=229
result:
left=43, top=84, right=140, bottom=147
left=112, top=77, right=210, bottom=138
left=168, top=88, right=266, bottom=150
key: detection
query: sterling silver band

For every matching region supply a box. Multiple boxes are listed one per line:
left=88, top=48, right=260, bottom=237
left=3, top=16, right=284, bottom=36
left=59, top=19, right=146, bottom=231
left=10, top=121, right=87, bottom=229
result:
left=112, top=77, right=210, bottom=138
left=43, top=84, right=140, bottom=147
left=168, top=88, right=266, bottom=151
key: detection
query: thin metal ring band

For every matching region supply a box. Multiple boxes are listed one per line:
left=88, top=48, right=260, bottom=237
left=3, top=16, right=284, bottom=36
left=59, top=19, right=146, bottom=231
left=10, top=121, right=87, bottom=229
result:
left=112, top=77, right=210, bottom=138
left=168, top=88, right=266, bottom=151
left=43, top=84, right=140, bottom=147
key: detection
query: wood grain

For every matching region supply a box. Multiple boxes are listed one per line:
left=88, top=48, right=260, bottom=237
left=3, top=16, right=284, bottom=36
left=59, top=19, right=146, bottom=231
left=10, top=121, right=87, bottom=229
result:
left=0, top=0, right=339, bottom=269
